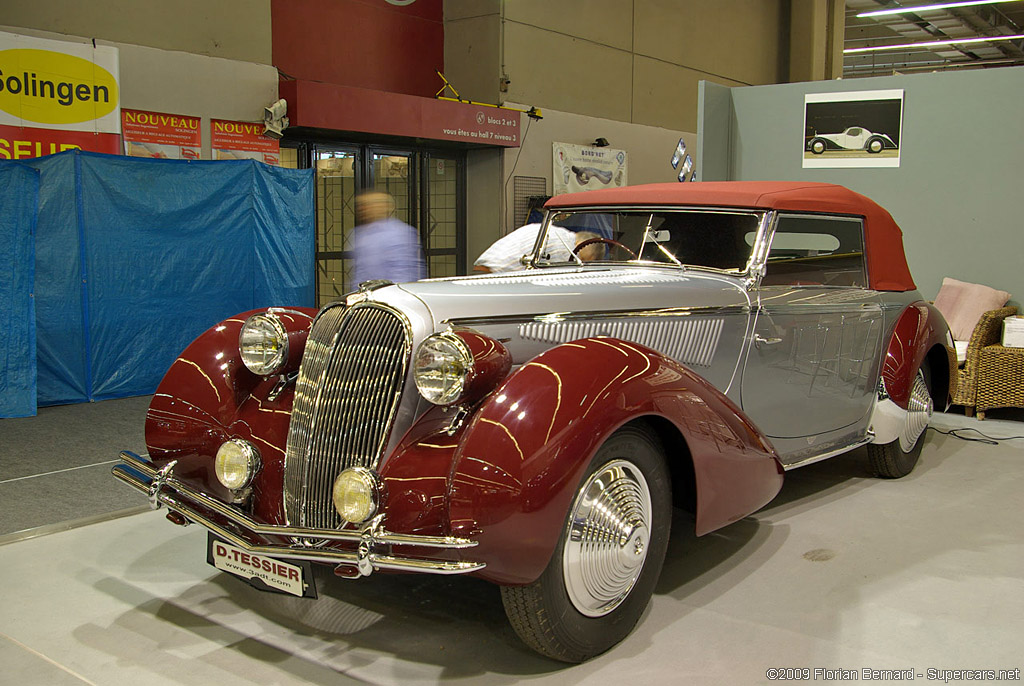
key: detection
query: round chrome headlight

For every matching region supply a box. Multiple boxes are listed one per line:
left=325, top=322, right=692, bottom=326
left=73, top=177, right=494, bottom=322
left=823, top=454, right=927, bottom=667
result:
left=214, top=439, right=261, bottom=490
left=239, top=312, right=288, bottom=376
left=413, top=333, right=473, bottom=405
left=332, top=467, right=379, bottom=523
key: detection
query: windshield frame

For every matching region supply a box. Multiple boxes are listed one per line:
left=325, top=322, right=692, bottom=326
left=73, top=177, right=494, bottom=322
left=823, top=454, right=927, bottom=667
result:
left=527, top=205, right=771, bottom=277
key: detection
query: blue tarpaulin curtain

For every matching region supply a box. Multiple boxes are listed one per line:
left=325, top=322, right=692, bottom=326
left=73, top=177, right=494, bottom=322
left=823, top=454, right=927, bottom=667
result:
left=0, top=161, right=39, bottom=418
left=0, top=150, right=314, bottom=414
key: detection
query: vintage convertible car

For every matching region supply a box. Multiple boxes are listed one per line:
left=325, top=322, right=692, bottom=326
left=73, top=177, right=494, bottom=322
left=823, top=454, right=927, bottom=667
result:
left=113, top=181, right=954, bottom=663
left=807, top=126, right=897, bottom=154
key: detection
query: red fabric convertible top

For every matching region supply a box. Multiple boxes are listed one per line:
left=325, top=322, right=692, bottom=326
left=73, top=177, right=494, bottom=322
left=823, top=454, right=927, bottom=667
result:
left=545, top=181, right=915, bottom=292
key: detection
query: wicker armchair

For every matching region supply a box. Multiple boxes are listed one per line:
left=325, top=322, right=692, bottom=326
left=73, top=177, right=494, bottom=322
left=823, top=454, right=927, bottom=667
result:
left=977, top=344, right=1024, bottom=419
left=952, top=305, right=1018, bottom=416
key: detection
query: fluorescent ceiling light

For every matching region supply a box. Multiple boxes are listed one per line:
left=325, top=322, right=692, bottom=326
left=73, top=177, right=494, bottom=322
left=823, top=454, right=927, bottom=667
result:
left=857, top=0, right=1022, bottom=18
left=845, top=32, right=1024, bottom=52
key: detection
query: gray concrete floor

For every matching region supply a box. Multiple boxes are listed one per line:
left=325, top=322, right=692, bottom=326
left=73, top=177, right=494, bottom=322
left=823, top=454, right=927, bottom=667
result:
left=0, top=396, right=150, bottom=537
left=0, top=408, right=1022, bottom=684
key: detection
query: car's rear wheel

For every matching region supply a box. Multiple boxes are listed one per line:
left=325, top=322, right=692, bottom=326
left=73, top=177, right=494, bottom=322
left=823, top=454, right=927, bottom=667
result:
left=500, top=424, right=671, bottom=662
left=866, top=137, right=886, bottom=153
left=868, top=366, right=933, bottom=478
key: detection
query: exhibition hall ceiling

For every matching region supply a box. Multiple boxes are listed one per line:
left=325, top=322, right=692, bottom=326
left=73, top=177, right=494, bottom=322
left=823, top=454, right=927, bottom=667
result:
left=845, top=0, right=1024, bottom=77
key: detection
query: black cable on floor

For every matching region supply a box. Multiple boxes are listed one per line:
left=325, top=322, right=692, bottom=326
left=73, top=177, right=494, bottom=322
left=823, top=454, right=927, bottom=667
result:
left=928, top=426, right=1024, bottom=445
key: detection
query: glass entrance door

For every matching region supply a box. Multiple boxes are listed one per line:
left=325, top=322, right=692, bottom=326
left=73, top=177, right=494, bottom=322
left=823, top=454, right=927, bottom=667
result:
left=372, top=151, right=416, bottom=227
left=314, top=147, right=359, bottom=306
left=422, top=152, right=464, bottom=278
left=311, top=144, right=465, bottom=307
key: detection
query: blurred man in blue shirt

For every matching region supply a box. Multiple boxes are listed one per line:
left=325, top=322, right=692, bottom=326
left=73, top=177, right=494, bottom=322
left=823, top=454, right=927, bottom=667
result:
left=351, top=191, right=427, bottom=288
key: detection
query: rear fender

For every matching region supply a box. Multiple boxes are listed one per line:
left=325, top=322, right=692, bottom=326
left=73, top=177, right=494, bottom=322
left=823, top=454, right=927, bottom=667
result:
left=881, top=302, right=954, bottom=408
left=446, top=337, right=783, bottom=585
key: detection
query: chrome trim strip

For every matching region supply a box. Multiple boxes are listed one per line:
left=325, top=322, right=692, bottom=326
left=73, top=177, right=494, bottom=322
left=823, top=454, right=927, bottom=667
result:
left=114, top=451, right=478, bottom=551
left=757, top=303, right=885, bottom=315
left=781, top=436, right=873, bottom=470
left=266, top=307, right=316, bottom=318
left=447, top=304, right=752, bottom=329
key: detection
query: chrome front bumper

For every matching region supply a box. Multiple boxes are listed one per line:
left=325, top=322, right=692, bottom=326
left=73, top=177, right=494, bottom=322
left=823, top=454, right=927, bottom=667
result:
left=112, top=451, right=484, bottom=578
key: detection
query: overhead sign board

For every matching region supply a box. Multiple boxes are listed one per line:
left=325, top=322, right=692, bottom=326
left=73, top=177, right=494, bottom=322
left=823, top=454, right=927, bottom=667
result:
left=0, top=30, right=121, bottom=159
left=279, top=80, right=522, bottom=148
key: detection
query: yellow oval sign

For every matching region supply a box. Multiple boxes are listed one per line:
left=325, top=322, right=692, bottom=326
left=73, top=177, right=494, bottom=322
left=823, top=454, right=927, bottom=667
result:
left=0, top=48, right=119, bottom=124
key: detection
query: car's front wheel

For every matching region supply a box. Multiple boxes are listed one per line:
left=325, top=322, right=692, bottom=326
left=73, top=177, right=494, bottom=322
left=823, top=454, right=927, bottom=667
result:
left=868, top=366, right=933, bottom=478
left=500, top=424, right=671, bottom=662
left=810, top=138, right=827, bottom=154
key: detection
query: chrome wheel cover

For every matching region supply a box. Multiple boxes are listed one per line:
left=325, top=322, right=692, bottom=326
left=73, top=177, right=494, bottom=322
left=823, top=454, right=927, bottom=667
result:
left=562, top=459, right=653, bottom=618
left=899, top=370, right=933, bottom=452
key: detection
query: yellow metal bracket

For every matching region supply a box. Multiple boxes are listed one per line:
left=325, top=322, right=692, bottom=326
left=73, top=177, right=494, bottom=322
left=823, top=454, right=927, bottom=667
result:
left=435, top=72, right=543, bottom=120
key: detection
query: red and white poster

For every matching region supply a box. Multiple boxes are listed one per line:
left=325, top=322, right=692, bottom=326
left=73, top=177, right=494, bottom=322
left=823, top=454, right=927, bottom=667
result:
left=0, top=30, right=121, bottom=159
left=210, top=119, right=278, bottom=165
left=122, top=109, right=200, bottom=159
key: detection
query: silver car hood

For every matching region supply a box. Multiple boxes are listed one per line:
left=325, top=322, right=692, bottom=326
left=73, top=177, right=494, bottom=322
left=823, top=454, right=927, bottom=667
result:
left=361, top=266, right=753, bottom=459
left=393, top=266, right=751, bottom=326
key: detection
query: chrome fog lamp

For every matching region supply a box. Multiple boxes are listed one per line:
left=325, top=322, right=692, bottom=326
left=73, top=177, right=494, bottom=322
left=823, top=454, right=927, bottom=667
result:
left=239, top=312, right=288, bottom=375
left=332, top=467, right=379, bottom=523
left=214, top=439, right=262, bottom=490
left=413, top=333, right=473, bottom=405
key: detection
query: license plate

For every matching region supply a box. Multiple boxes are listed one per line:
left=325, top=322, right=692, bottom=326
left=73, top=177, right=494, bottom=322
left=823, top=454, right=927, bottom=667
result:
left=207, top=536, right=316, bottom=598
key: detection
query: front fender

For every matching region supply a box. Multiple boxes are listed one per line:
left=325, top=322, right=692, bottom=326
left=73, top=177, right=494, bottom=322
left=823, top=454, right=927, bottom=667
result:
left=144, top=307, right=316, bottom=521
left=446, top=337, right=784, bottom=585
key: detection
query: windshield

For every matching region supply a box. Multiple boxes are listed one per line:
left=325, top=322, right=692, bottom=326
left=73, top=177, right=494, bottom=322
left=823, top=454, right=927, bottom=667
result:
left=536, top=208, right=763, bottom=273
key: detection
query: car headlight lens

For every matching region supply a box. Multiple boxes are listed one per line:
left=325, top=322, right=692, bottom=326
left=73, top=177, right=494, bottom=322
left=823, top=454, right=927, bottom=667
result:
left=413, top=333, right=473, bottom=405
left=214, top=439, right=261, bottom=490
left=332, top=467, right=379, bottom=523
left=239, top=312, right=288, bottom=376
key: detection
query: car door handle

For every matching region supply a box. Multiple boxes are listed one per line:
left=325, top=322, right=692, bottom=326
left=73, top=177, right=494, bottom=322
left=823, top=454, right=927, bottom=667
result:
left=754, top=334, right=783, bottom=348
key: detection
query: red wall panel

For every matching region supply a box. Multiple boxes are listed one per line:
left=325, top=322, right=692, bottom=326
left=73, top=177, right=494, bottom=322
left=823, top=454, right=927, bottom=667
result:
left=271, top=0, right=443, bottom=98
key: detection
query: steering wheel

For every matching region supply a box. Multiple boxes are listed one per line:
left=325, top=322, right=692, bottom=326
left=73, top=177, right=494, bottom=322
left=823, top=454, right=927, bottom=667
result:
left=573, top=237, right=638, bottom=260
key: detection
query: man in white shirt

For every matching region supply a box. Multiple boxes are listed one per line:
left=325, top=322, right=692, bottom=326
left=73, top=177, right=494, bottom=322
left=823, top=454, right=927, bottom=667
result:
left=473, top=224, right=601, bottom=273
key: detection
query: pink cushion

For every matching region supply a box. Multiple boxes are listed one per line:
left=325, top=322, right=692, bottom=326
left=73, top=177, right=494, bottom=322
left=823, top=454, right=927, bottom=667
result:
left=933, top=277, right=1011, bottom=341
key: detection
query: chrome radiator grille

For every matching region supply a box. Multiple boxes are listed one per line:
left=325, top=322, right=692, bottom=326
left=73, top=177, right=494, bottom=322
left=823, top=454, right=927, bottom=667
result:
left=284, top=302, right=411, bottom=528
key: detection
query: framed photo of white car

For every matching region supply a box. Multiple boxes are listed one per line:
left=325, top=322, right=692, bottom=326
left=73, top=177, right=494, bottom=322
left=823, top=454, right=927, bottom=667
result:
left=803, top=89, right=904, bottom=168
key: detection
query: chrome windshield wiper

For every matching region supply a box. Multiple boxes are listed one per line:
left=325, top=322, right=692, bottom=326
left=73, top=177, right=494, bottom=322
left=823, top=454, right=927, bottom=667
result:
left=641, top=215, right=683, bottom=268
left=548, top=227, right=584, bottom=267
left=655, top=242, right=684, bottom=268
